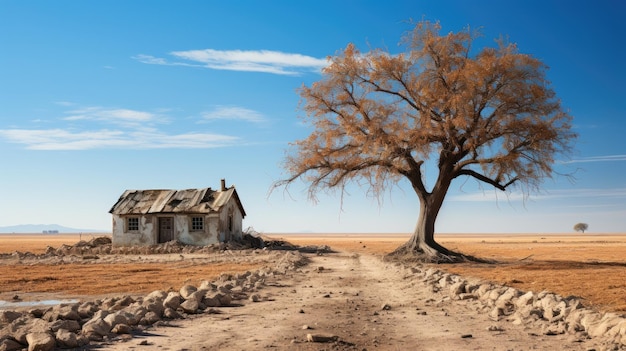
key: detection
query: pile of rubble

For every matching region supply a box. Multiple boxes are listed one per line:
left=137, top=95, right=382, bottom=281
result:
left=0, top=235, right=332, bottom=261
left=401, top=263, right=626, bottom=349
left=0, top=251, right=307, bottom=351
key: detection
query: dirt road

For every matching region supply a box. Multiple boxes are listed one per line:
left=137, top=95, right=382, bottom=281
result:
left=100, top=251, right=602, bottom=351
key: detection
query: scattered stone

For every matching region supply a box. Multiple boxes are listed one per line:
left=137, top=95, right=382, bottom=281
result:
left=111, top=323, right=132, bottom=334
left=25, top=332, right=55, bottom=351
left=381, top=304, right=391, bottom=311
left=55, top=329, right=80, bottom=348
left=306, top=333, right=338, bottom=343
left=487, top=325, right=504, bottom=332
left=0, top=337, right=24, bottom=351
left=179, top=285, right=198, bottom=300
left=180, top=299, right=200, bottom=314
left=163, top=307, right=182, bottom=319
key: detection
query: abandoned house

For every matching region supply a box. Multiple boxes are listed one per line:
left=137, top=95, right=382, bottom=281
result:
left=109, top=179, right=246, bottom=246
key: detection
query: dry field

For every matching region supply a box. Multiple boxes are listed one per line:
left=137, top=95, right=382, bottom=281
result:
left=280, top=233, right=626, bottom=313
left=0, top=234, right=262, bottom=301
left=1, top=233, right=626, bottom=314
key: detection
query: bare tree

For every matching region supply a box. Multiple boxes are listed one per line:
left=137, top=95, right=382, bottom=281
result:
left=274, top=21, right=576, bottom=262
left=574, top=223, right=588, bottom=233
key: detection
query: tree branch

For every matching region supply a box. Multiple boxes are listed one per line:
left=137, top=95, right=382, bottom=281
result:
left=455, top=169, right=518, bottom=191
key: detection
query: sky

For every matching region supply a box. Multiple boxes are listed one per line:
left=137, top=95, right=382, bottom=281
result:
left=0, top=1, right=625, bottom=234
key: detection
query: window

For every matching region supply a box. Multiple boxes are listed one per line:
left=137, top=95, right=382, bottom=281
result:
left=127, top=217, right=139, bottom=232
left=191, top=216, right=204, bottom=231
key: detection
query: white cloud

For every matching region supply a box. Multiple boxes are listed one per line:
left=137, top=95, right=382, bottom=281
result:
left=0, top=128, right=238, bottom=150
left=564, top=155, right=626, bottom=163
left=63, top=107, right=157, bottom=127
left=202, top=106, right=266, bottom=123
left=134, top=49, right=328, bottom=76
left=449, top=187, right=626, bottom=202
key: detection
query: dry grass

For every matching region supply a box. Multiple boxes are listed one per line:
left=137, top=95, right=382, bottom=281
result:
left=2, top=233, right=626, bottom=313
left=0, top=234, right=262, bottom=298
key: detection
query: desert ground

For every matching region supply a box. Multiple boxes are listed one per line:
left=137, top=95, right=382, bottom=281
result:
left=1, top=233, right=625, bottom=350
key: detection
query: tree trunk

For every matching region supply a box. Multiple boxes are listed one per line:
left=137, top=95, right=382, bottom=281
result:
left=388, top=177, right=469, bottom=263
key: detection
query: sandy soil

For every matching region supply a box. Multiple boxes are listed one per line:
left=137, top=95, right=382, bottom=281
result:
left=99, top=251, right=601, bottom=351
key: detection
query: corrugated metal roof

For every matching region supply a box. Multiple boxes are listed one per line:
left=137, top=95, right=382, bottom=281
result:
left=109, top=186, right=245, bottom=216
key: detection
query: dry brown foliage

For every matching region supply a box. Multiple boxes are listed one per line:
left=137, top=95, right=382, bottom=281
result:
left=275, top=20, right=576, bottom=259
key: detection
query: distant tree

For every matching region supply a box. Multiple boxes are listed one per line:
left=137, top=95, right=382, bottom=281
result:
left=574, top=223, right=589, bottom=233
left=274, top=21, right=576, bottom=262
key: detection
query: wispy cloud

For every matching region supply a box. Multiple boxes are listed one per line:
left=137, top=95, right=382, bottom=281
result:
left=449, top=187, right=626, bottom=202
left=0, top=104, right=253, bottom=150
left=564, top=155, right=626, bottom=163
left=134, top=49, right=328, bottom=76
left=63, top=107, right=160, bottom=128
left=201, top=106, right=266, bottom=123
left=0, top=128, right=239, bottom=150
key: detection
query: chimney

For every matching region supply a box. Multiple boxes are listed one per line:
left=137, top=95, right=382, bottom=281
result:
left=220, top=178, right=226, bottom=191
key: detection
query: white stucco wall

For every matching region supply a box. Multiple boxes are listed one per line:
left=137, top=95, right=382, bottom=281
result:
left=111, top=215, right=156, bottom=246
left=217, top=198, right=244, bottom=242
left=177, top=214, right=220, bottom=246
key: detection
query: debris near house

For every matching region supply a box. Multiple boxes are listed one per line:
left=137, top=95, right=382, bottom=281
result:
left=0, top=233, right=333, bottom=263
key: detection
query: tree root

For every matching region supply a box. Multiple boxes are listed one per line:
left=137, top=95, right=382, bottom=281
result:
left=384, top=246, right=494, bottom=264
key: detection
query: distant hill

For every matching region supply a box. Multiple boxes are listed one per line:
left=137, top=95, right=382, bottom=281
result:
left=0, top=224, right=107, bottom=234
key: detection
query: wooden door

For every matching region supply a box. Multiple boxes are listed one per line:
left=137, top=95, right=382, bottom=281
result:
left=158, top=217, right=174, bottom=243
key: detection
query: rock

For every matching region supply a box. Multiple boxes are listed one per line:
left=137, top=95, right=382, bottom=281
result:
left=0, top=311, right=23, bottom=325
left=179, top=285, right=197, bottom=300
left=27, top=309, right=47, bottom=319
left=111, top=324, right=132, bottom=334
left=5, top=316, right=50, bottom=344
left=77, top=302, right=98, bottom=319
left=214, top=293, right=231, bottom=306
left=163, top=292, right=181, bottom=310
left=111, top=295, right=135, bottom=310
left=42, top=304, right=80, bottom=322
left=142, top=297, right=164, bottom=317
left=163, top=308, right=182, bottom=319
left=543, top=322, right=566, bottom=335
left=180, top=299, right=199, bottom=314
left=0, top=337, right=23, bottom=351
left=104, top=310, right=138, bottom=328
left=139, top=311, right=160, bottom=325
left=49, top=319, right=80, bottom=333
left=381, top=304, right=391, bottom=311
left=55, top=329, right=80, bottom=349
left=249, top=294, right=261, bottom=302
left=516, top=291, right=535, bottom=309
left=82, top=316, right=111, bottom=340
left=306, top=333, right=338, bottom=343
left=145, top=290, right=168, bottom=301
left=449, top=281, right=466, bottom=296
left=25, top=332, right=55, bottom=351
left=203, top=296, right=221, bottom=307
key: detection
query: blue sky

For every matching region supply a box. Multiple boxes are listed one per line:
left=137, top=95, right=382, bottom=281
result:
left=0, top=1, right=624, bottom=234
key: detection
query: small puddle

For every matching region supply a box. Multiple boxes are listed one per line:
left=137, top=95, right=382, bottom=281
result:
left=0, top=299, right=79, bottom=309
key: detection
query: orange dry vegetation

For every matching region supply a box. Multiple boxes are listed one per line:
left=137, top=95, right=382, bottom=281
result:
left=281, top=233, right=626, bottom=313
left=0, top=235, right=261, bottom=298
